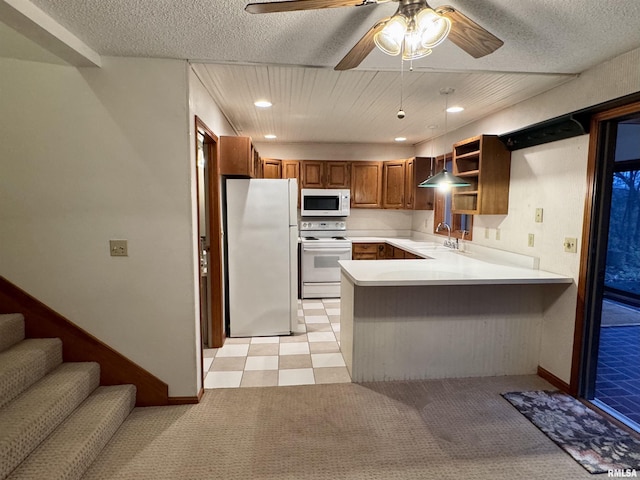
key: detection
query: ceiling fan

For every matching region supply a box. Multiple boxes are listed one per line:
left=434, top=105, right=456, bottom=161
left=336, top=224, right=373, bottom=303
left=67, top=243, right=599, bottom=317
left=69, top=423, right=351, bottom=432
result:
left=245, top=0, right=504, bottom=70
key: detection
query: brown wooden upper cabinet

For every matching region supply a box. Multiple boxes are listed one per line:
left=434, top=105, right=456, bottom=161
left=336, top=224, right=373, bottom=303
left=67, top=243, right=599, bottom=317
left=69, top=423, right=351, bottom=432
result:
left=410, top=157, right=436, bottom=211
left=404, top=158, right=415, bottom=209
left=220, top=136, right=259, bottom=177
left=282, top=160, right=300, bottom=181
left=382, top=160, right=406, bottom=209
left=262, top=158, right=282, bottom=179
left=382, top=158, right=435, bottom=210
left=301, top=161, right=350, bottom=188
left=451, top=135, right=511, bottom=215
left=351, top=161, right=382, bottom=208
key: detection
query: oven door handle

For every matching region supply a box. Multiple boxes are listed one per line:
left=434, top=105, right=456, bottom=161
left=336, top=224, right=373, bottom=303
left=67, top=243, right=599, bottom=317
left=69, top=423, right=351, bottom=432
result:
left=303, top=247, right=352, bottom=254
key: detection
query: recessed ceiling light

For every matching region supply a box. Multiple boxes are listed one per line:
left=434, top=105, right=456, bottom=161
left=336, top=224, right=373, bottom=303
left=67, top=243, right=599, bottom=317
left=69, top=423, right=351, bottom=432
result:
left=446, top=106, right=464, bottom=113
left=264, top=134, right=277, bottom=139
left=254, top=100, right=272, bottom=108
left=394, top=137, right=407, bottom=142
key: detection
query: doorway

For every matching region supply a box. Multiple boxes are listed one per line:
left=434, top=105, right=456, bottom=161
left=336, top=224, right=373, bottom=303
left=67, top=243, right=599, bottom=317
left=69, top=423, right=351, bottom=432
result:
left=579, top=104, right=640, bottom=432
left=195, top=117, right=224, bottom=358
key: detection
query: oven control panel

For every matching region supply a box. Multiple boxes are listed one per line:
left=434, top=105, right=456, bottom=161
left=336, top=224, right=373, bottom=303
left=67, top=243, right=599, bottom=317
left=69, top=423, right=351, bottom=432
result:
left=300, top=221, right=346, bottom=231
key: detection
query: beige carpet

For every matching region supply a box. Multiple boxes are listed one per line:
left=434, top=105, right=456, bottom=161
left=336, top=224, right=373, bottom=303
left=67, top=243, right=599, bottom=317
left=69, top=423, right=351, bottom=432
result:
left=82, top=375, right=595, bottom=480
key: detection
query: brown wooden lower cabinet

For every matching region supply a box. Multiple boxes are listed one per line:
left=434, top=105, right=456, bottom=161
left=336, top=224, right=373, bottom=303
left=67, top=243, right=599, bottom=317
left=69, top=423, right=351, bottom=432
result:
left=386, top=245, right=406, bottom=259
left=352, top=242, right=421, bottom=260
left=352, top=243, right=384, bottom=260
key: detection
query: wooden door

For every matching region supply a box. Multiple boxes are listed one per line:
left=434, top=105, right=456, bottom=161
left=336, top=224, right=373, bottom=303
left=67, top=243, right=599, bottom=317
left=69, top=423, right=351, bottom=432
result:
left=282, top=160, right=300, bottom=181
left=262, top=158, right=282, bottom=179
left=301, top=161, right=323, bottom=188
left=351, top=162, right=382, bottom=208
left=414, top=156, right=435, bottom=210
left=325, top=162, right=351, bottom=188
left=382, top=160, right=406, bottom=209
left=220, top=136, right=252, bottom=176
left=404, top=158, right=415, bottom=209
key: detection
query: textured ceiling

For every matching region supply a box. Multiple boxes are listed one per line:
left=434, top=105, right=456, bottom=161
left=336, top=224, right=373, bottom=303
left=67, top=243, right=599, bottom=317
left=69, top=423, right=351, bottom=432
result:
left=4, top=0, right=640, bottom=144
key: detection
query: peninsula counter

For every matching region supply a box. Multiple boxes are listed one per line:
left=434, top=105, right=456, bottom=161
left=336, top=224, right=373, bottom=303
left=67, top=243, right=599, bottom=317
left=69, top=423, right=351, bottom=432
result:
left=338, top=244, right=573, bottom=383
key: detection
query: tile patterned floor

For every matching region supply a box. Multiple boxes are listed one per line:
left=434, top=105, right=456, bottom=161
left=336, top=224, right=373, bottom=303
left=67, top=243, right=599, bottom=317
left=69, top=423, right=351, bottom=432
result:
left=203, top=298, right=350, bottom=388
left=594, top=300, right=640, bottom=427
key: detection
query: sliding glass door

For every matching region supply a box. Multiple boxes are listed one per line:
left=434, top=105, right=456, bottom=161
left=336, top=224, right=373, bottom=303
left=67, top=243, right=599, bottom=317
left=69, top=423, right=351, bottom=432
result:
left=583, top=116, right=640, bottom=431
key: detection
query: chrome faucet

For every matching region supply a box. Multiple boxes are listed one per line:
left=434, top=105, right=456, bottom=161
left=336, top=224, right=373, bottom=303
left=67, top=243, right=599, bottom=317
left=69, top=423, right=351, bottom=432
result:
left=436, top=222, right=457, bottom=249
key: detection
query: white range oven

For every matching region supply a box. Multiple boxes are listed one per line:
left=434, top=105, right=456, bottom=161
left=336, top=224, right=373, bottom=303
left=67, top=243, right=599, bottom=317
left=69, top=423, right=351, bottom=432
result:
left=300, top=220, right=352, bottom=299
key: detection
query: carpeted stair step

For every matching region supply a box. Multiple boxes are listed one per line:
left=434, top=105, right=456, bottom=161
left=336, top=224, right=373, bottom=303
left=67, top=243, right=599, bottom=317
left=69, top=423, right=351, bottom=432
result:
left=0, top=338, right=63, bottom=409
left=0, top=314, right=25, bottom=353
left=0, top=362, right=100, bottom=480
left=7, top=384, right=136, bottom=480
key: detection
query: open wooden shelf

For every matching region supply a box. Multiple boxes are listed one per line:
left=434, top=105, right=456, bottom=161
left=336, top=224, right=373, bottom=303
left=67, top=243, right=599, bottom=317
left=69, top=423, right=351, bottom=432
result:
left=451, top=135, right=511, bottom=215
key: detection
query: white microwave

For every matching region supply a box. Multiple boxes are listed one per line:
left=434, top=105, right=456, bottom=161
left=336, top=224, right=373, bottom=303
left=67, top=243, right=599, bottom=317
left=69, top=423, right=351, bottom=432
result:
left=301, top=188, right=350, bottom=217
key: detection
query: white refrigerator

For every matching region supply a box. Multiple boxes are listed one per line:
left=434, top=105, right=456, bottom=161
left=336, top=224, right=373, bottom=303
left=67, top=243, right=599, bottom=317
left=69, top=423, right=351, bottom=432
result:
left=225, top=178, right=298, bottom=337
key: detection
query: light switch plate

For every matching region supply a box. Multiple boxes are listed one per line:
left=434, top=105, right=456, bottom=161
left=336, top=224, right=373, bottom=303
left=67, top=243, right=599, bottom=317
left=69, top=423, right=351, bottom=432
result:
left=535, top=208, right=543, bottom=223
left=495, top=228, right=501, bottom=241
left=110, top=240, right=128, bottom=257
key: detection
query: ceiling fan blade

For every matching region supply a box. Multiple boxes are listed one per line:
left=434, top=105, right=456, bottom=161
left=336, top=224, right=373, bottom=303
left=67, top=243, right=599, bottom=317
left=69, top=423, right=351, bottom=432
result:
left=436, top=6, right=504, bottom=58
left=334, top=18, right=389, bottom=71
left=246, top=0, right=371, bottom=14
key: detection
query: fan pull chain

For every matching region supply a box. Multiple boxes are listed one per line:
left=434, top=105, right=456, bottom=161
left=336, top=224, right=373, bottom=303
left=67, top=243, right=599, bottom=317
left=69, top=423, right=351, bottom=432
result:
left=397, top=54, right=406, bottom=119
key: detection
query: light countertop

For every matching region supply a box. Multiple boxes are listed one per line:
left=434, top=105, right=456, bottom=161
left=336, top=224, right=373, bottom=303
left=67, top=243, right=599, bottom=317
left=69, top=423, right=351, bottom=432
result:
left=340, top=237, right=574, bottom=287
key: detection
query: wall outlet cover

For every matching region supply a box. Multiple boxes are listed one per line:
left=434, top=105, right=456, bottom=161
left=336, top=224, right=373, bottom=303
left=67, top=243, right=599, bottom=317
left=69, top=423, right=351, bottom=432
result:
left=110, top=240, right=128, bottom=257
left=528, top=233, right=535, bottom=247
left=563, top=237, right=577, bottom=253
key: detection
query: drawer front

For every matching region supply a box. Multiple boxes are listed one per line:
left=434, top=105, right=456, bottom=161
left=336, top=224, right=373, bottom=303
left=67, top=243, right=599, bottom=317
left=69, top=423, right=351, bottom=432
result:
left=353, top=252, right=378, bottom=260
left=353, top=243, right=382, bottom=253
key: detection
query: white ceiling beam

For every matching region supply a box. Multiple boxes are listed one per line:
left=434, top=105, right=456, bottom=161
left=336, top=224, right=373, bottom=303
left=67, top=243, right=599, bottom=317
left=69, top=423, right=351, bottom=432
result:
left=0, top=0, right=101, bottom=67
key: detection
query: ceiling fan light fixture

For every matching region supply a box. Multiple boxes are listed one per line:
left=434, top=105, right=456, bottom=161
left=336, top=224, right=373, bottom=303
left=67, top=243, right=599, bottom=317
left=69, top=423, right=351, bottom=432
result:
left=416, top=8, right=451, bottom=48
left=374, top=15, right=407, bottom=56
left=402, top=29, right=432, bottom=60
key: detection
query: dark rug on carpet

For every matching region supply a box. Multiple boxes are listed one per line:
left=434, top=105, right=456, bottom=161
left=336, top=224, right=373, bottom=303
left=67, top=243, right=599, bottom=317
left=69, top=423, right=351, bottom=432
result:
left=502, top=390, right=640, bottom=474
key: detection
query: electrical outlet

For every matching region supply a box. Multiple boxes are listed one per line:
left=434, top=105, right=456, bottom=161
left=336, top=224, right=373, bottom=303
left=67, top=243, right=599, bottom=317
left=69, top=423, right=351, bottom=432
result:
left=535, top=208, right=543, bottom=223
left=109, top=240, right=128, bottom=257
left=528, top=233, right=535, bottom=247
left=485, top=228, right=489, bottom=239
left=495, top=228, right=501, bottom=241
left=563, top=237, right=577, bottom=253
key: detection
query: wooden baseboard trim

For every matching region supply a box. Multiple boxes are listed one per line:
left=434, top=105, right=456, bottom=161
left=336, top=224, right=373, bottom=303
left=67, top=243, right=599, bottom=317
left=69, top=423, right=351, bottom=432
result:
left=0, top=276, right=169, bottom=407
left=537, top=366, right=571, bottom=393
left=167, top=397, right=199, bottom=405
left=168, top=391, right=202, bottom=405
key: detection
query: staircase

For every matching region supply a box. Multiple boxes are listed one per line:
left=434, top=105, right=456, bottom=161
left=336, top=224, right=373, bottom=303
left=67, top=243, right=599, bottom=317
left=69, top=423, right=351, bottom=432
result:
left=0, top=313, right=136, bottom=480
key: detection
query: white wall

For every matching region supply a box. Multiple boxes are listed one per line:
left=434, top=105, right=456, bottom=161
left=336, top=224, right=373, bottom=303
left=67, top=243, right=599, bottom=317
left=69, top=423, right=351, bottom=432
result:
left=412, top=46, right=640, bottom=384
left=255, top=142, right=414, bottom=161
left=0, top=56, right=198, bottom=396
left=346, top=209, right=413, bottom=237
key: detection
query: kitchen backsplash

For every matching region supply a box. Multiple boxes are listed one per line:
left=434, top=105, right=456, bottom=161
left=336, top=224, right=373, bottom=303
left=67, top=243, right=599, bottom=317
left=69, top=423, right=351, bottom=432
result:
left=346, top=209, right=413, bottom=237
